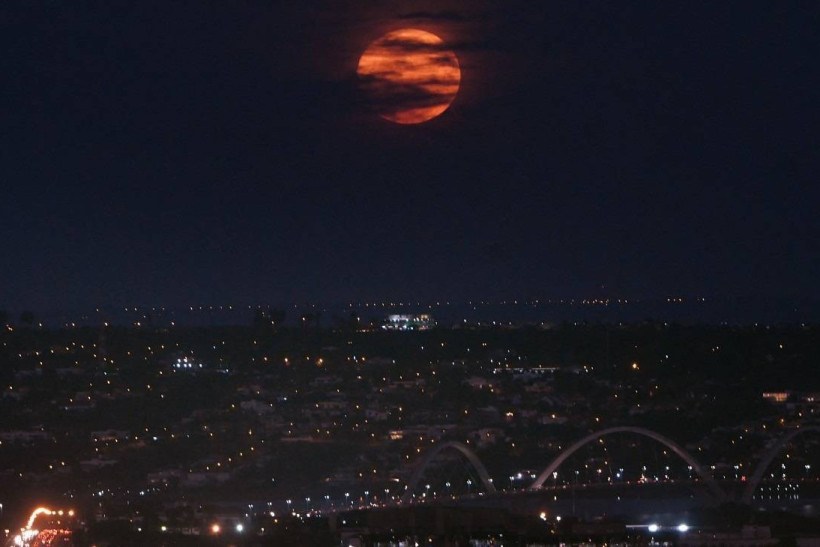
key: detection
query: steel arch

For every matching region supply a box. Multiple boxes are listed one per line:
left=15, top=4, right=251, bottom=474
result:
left=401, top=441, right=497, bottom=502
left=529, top=426, right=725, bottom=502
left=741, top=425, right=820, bottom=504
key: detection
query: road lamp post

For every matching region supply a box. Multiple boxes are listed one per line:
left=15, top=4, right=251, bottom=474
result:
left=573, top=470, right=579, bottom=516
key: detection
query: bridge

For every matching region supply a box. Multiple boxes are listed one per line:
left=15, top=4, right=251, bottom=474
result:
left=396, top=424, right=820, bottom=508
left=330, top=426, right=818, bottom=547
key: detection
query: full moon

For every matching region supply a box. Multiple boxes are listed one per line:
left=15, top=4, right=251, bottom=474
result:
left=357, top=29, right=460, bottom=124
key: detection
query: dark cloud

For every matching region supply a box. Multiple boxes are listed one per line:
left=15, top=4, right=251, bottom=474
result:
left=432, top=53, right=461, bottom=65
left=396, top=10, right=468, bottom=22
left=380, top=36, right=495, bottom=56
left=361, top=72, right=460, bottom=88
left=379, top=36, right=454, bottom=54
left=357, top=77, right=454, bottom=113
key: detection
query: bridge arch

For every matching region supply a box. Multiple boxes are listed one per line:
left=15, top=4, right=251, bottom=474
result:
left=401, top=441, right=497, bottom=502
left=530, top=426, right=725, bottom=502
left=741, top=426, right=820, bottom=504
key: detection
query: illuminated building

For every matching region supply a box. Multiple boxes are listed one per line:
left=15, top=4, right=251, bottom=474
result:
left=382, top=314, right=435, bottom=331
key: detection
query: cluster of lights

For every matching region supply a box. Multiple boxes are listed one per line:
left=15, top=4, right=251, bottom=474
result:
left=382, top=314, right=435, bottom=331
left=12, top=529, right=39, bottom=546
left=173, top=356, right=204, bottom=370
left=538, top=511, right=561, bottom=522
left=642, top=523, right=689, bottom=533
left=11, top=507, right=76, bottom=547
left=206, top=522, right=245, bottom=535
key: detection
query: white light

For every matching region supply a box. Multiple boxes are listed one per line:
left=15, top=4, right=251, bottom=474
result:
left=648, top=524, right=659, bottom=533
left=677, top=524, right=689, bottom=532
left=236, top=523, right=244, bottom=533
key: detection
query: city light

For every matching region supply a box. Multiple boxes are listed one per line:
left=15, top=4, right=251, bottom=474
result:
left=26, top=507, right=54, bottom=530
left=3, top=297, right=819, bottom=545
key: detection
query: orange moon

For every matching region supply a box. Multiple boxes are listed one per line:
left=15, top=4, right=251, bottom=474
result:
left=357, top=29, right=460, bottom=124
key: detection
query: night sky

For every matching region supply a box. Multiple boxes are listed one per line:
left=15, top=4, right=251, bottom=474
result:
left=2, top=1, right=819, bottom=313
